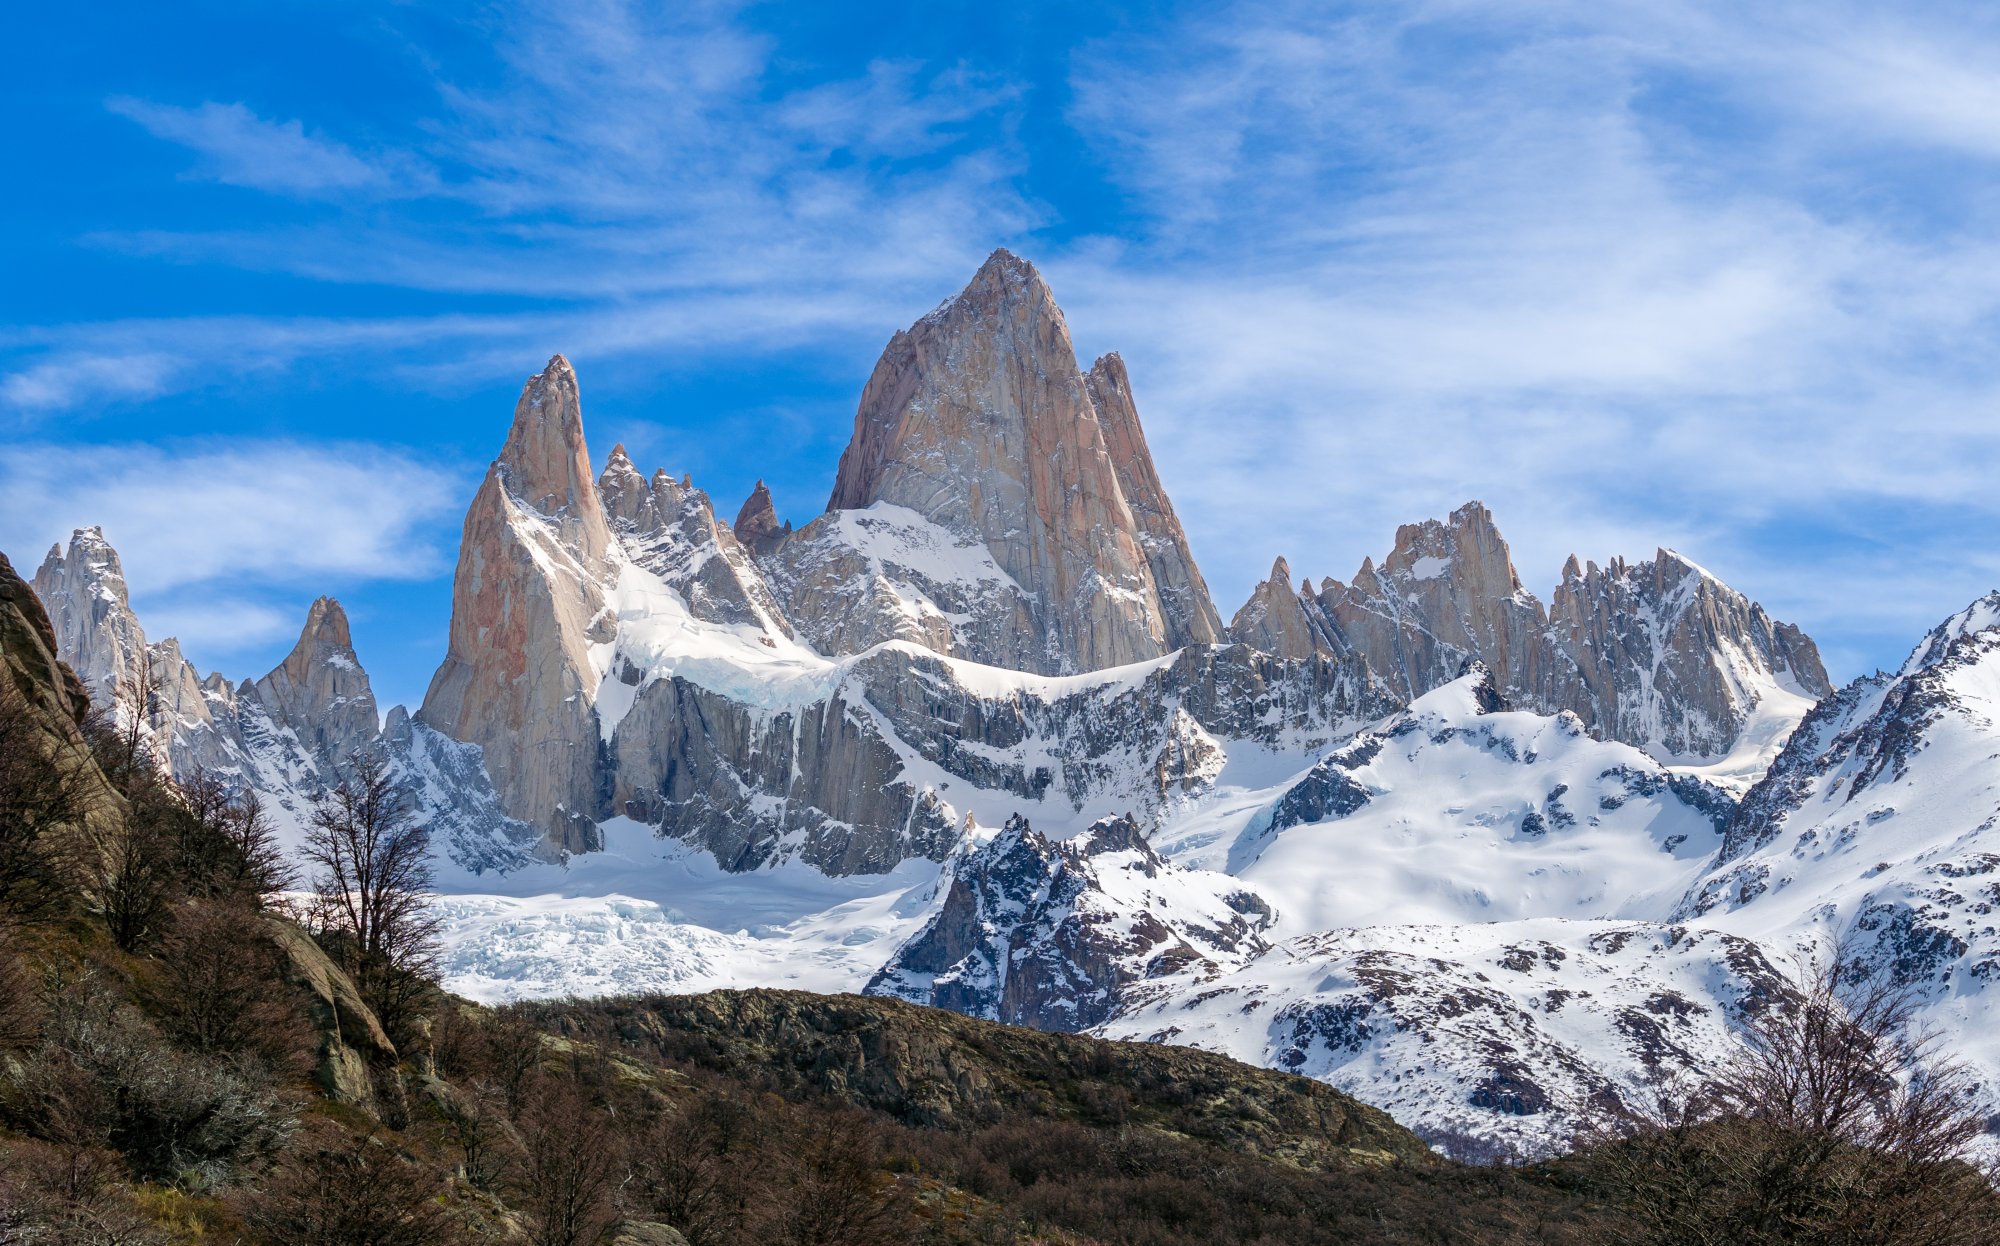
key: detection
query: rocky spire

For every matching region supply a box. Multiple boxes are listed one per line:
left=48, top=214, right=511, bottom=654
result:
left=1544, top=547, right=1833, bottom=764
left=821, top=249, right=1187, bottom=675
left=1320, top=502, right=1548, bottom=702
left=1228, top=557, right=1326, bottom=660
left=497, top=354, right=605, bottom=531
left=732, top=480, right=790, bottom=555
left=253, top=597, right=379, bottom=770
left=31, top=526, right=151, bottom=718
left=1084, top=352, right=1222, bottom=649
left=421, top=355, right=617, bottom=853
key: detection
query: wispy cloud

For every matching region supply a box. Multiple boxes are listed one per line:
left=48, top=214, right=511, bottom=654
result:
left=1052, top=0, right=2000, bottom=672
left=0, top=438, right=467, bottom=679
left=106, top=97, right=414, bottom=196
left=1, top=351, right=182, bottom=412
left=18, top=0, right=2000, bottom=678
left=0, top=440, right=462, bottom=595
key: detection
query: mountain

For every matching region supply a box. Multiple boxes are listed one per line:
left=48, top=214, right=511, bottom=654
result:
left=1676, top=591, right=2000, bottom=1080
left=1230, top=502, right=1831, bottom=787
left=32, top=529, right=369, bottom=834
left=808, top=248, right=1221, bottom=674
left=24, top=249, right=1928, bottom=1165
left=420, top=356, right=617, bottom=853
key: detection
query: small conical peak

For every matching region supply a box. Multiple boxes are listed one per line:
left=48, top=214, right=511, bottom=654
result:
left=598, top=442, right=645, bottom=487
left=1561, top=553, right=1583, bottom=580
left=1088, top=351, right=1130, bottom=393
left=914, top=247, right=1062, bottom=334
left=1269, top=555, right=1293, bottom=584
left=300, top=596, right=353, bottom=649
left=499, top=354, right=596, bottom=519
left=733, top=479, right=786, bottom=551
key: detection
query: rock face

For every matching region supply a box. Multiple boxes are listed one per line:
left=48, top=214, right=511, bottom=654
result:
left=869, top=813, right=1272, bottom=1030
left=1230, top=501, right=1832, bottom=779
left=1543, top=549, right=1831, bottom=764
left=1317, top=503, right=1549, bottom=704
left=1083, top=352, right=1223, bottom=650
left=421, top=356, right=616, bottom=852
left=731, top=480, right=790, bottom=556
left=1228, top=557, right=1342, bottom=662
left=252, top=597, right=379, bottom=771
left=32, top=527, right=152, bottom=732
left=815, top=249, right=1217, bottom=674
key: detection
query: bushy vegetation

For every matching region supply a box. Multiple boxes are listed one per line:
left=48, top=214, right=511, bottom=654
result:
left=3, top=589, right=1996, bottom=1245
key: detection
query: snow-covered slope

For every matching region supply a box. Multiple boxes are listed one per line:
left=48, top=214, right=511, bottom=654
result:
left=1100, top=919, right=1787, bottom=1158
left=1677, top=591, right=2000, bottom=1082
left=1161, top=668, right=1733, bottom=933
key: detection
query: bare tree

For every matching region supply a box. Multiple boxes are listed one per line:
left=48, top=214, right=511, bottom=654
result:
left=1598, top=947, right=2000, bottom=1245
left=97, top=797, right=174, bottom=952
left=519, top=1081, right=622, bottom=1246
left=0, top=931, right=40, bottom=1050
left=151, top=902, right=312, bottom=1076
left=628, top=1099, right=753, bottom=1246
left=754, top=1109, right=913, bottom=1246
left=302, top=754, right=439, bottom=1041
left=244, top=1124, right=469, bottom=1246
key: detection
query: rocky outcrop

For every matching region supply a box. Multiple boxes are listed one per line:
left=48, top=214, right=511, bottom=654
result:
left=1228, top=557, right=1340, bottom=661
left=869, top=813, right=1272, bottom=1031
left=1545, top=550, right=1831, bottom=762
left=32, top=527, right=152, bottom=736
left=251, top=597, right=379, bottom=771
left=815, top=249, right=1217, bottom=674
left=731, top=480, right=790, bottom=556
left=1083, top=352, right=1223, bottom=649
left=421, top=356, right=616, bottom=852
left=1317, top=502, right=1549, bottom=703
left=259, top=917, right=399, bottom=1112
left=598, top=447, right=791, bottom=637
left=1233, top=502, right=1830, bottom=771
left=615, top=989, right=1430, bottom=1166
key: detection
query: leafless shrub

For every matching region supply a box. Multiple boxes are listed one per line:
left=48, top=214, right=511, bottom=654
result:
left=149, top=901, right=314, bottom=1078
left=1592, top=947, right=2000, bottom=1245
left=242, top=1122, right=470, bottom=1246
left=0, top=970, right=293, bottom=1187
left=518, top=1080, right=623, bottom=1246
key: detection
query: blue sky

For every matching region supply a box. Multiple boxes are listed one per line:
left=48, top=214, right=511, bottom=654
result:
left=8, top=1, right=2000, bottom=711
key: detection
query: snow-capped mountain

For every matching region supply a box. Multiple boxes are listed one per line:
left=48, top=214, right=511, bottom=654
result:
left=1231, top=502, right=1831, bottom=789
left=1676, top=591, right=2000, bottom=1083
left=30, top=248, right=1999, bottom=1162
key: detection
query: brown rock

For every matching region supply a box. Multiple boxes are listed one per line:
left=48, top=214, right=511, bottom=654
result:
left=421, top=356, right=617, bottom=853
left=820, top=249, right=1199, bottom=674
